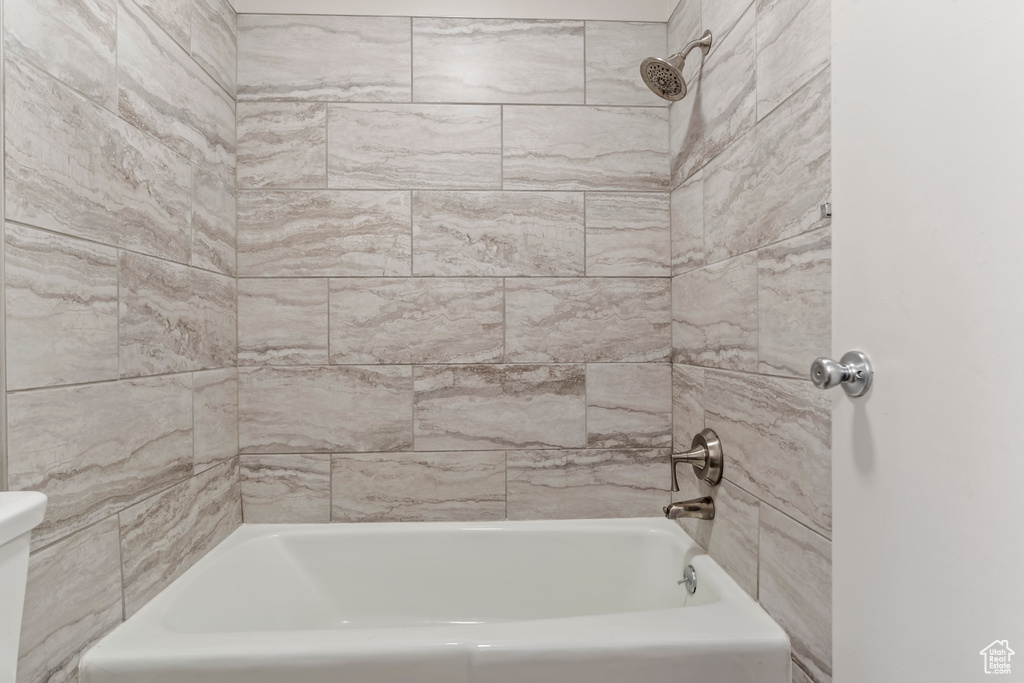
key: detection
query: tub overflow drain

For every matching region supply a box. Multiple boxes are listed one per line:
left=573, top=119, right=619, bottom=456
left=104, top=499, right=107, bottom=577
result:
left=678, top=565, right=697, bottom=594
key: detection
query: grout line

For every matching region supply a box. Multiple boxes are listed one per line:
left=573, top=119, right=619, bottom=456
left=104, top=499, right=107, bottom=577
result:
left=235, top=97, right=669, bottom=110
left=115, top=512, right=127, bottom=621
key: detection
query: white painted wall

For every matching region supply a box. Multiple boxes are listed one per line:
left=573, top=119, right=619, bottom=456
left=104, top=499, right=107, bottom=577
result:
left=832, top=1, right=1024, bottom=681
left=229, top=0, right=676, bottom=21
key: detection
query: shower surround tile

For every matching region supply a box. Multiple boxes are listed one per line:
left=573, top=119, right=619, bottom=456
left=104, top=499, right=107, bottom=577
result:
left=585, top=192, right=670, bottom=276
left=241, top=454, right=331, bottom=523
left=236, top=102, right=326, bottom=189
left=238, top=278, right=329, bottom=365
left=412, top=18, right=584, bottom=104
left=192, top=169, right=237, bottom=276
left=504, top=105, right=670, bottom=191
left=506, top=449, right=668, bottom=520
left=585, top=22, right=667, bottom=106
left=5, top=55, right=191, bottom=263
left=756, top=0, right=830, bottom=120
left=505, top=278, right=671, bottom=363
left=586, top=364, right=672, bottom=449
left=6, top=374, right=193, bottom=550
left=671, top=171, right=704, bottom=275
left=672, top=364, right=706, bottom=452
left=3, top=0, right=117, bottom=110
left=668, top=0, right=702, bottom=55
left=412, top=191, right=584, bottom=276
left=239, top=365, right=413, bottom=454
left=133, top=0, right=190, bottom=50
left=413, top=365, right=586, bottom=451
left=237, top=190, right=411, bottom=277
left=193, top=367, right=239, bottom=472
left=117, top=0, right=235, bottom=183
left=237, top=15, right=411, bottom=101
left=327, top=104, right=502, bottom=189
left=191, top=0, right=237, bottom=95
left=329, top=278, right=504, bottom=364
left=332, top=451, right=506, bottom=523
left=4, top=223, right=118, bottom=390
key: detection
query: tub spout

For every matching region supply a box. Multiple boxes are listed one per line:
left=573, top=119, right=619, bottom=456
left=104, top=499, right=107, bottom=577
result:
left=663, top=497, right=715, bottom=520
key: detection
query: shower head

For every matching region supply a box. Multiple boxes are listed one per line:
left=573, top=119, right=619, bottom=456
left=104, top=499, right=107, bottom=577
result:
left=641, top=30, right=712, bottom=101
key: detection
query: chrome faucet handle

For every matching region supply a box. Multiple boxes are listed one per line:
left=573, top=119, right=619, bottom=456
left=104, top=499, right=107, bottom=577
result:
left=810, top=350, right=873, bottom=397
left=669, top=429, right=724, bottom=491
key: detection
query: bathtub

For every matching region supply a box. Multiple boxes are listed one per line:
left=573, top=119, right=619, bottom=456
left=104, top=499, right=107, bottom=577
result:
left=80, top=518, right=789, bottom=683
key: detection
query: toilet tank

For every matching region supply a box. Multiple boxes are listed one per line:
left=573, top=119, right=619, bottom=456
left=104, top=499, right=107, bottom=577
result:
left=0, top=492, right=47, bottom=683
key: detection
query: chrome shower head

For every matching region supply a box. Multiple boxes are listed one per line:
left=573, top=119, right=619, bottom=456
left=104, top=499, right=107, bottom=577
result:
left=640, top=30, right=712, bottom=102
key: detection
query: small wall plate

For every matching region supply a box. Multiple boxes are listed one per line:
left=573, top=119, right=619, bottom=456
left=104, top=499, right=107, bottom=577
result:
left=690, top=428, right=723, bottom=485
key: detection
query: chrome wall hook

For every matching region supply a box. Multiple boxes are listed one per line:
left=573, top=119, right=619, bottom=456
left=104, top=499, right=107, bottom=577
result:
left=810, top=350, right=873, bottom=397
left=670, top=429, right=724, bottom=490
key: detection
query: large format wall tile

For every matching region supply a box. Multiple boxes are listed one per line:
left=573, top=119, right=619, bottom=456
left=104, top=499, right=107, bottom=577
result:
left=328, top=104, right=501, bottom=189
left=504, top=105, right=670, bottom=190
left=759, top=506, right=832, bottom=682
left=191, top=0, right=237, bottom=95
left=134, top=0, right=190, bottom=49
left=5, top=55, right=191, bottom=262
left=412, top=191, right=584, bottom=276
left=586, top=364, right=672, bottom=449
left=118, top=0, right=235, bottom=182
left=238, top=278, right=329, bottom=365
left=3, top=0, right=117, bottom=110
left=585, top=192, right=670, bottom=276
left=329, top=278, right=503, bottom=364
left=239, top=366, right=413, bottom=453
left=236, top=102, right=326, bottom=189
left=668, top=0, right=701, bottom=55
left=7, top=374, right=193, bottom=549
left=192, top=169, right=236, bottom=276
left=672, top=253, right=758, bottom=371
left=756, top=0, right=829, bottom=120
left=703, top=68, right=830, bottom=262
left=672, top=364, right=705, bottom=452
left=241, top=454, right=331, bottom=523
left=412, top=18, right=583, bottom=104
left=193, top=367, right=238, bottom=472
left=505, top=278, right=671, bottom=363
left=585, top=22, right=666, bottom=106
left=332, top=451, right=505, bottom=522
left=414, top=365, right=585, bottom=451
left=237, top=190, right=411, bottom=276
left=238, top=15, right=410, bottom=101
left=507, top=449, right=667, bottom=519
left=703, top=0, right=754, bottom=48
left=671, top=171, right=703, bottom=275
left=119, top=252, right=237, bottom=377
left=120, top=459, right=241, bottom=617
left=705, top=370, right=831, bottom=536
left=4, top=223, right=118, bottom=390
left=17, top=518, right=123, bottom=683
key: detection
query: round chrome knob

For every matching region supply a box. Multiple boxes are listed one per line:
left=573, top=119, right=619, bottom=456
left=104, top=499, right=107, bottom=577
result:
left=810, top=357, right=848, bottom=390
left=809, top=351, right=873, bottom=398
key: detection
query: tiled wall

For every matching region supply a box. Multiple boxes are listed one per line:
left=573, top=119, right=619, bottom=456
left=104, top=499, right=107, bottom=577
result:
left=665, top=0, right=833, bottom=682
left=233, top=16, right=675, bottom=524
left=1, top=0, right=241, bottom=680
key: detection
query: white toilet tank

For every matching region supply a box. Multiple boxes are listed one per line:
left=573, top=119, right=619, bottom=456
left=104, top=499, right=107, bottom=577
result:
left=0, top=492, right=47, bottom=683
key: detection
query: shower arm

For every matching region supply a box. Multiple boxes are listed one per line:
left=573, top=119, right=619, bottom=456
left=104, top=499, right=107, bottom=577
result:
left=670, top=30, right=713, bottom=65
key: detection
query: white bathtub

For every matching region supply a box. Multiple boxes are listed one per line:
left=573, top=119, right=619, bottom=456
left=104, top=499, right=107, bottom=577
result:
left=80, top=518, right=789, bottom=683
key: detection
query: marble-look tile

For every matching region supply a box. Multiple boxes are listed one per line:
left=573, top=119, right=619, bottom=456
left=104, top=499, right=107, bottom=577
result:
left=329, top=278, right=503, bottom=364
left=671, top=171, right=704, bottom=275
left=120, top=458, right=241, bottom=617
left=328, top=104, right=501, bottom=190
left=507, top=448, right=667, bottom=520
left=3, top=0, right=117, bottom=110
left=241, top=454, right=331, bottom=523
left=672, top=364, right=705, bottom=452
left=17, top=518, right=122, bottom=683
left=412, top=191, right=584, bottom=276
left=5, top=55, right=191, bottom=262
left=119, top=252, right=237, bottom=377
left=332, top=451, right=505, bottom=522
left=504, top=105, right=670, bottom=191
left=669, top=6, right=756, bottom=186
left=668, top=0, right=701, bottom=55
left=236, top=102, right=326, bottom=189
left=757, top=0, right=829, bottom=120
left=238, top=15, right=410, bottom=101
left=759, top=505, right=832, bottom=682
left=703, top=68, right=830, bottom=262
left=672, top=253, right=757, bottom=370
left=7, top=374, right=193, bottom=549
left=703, top=0, right=753, bottom=45
left=586, top=364, right=672, bottom=449
left=237, top=190, right=411, bottom=276
left=759, top=228, right=831, bottom=377
left=118, top=0, right=234, bottom=182
left=792, top=661, right=817, bottom=683
left=4, top=223, right=118, bottom=390
left=133, top=0, right=190, bottom=49
left=414, top=365, right=585, bottom=451
left=238, top=278, right=329, bottom=365
left=192, top=169, right=236, bottom=276
left=194, top=367, right=238, bottom=472
left=239, top=365, right=413, bottom=453
left=505, top=278, right=671, bottom=363
left=585, top=192, right=670, bottom=276
left=585, top=22, right=666, bottom=106
left=413, top=18, right=583, bottom=104
left=191, top=0, right=237, bottom=95
left=705, top=370, right=831, bottom=536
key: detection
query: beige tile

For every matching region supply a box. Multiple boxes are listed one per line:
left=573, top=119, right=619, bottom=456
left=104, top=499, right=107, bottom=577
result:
left=194, top=367, right=238, bottom=472
left=585, top=193, right=671, bottom=277
left=241, top=454, right=331, bottom=523
left=756, top=0, right=830, bottom=120
left=792, top=661, right=817, bottom=683
left=671, top=170, right=704, bottom=275
left=238, top=278, right=329, bottom=365
left=191, top=0, right=237, bottom=94
left=192, top=169, right=236, bottom=276
left=332, top=451, right=505, bottom=522
left=236, top=102, right=326, bottom=189
left=414, top=365, right=586, bottom=451
left=586, top=364, right=672, bottom=449
left=585, top=22, right=667, bottom=106
left=672, top=364, right=705, bottom=452
left=506, top=278, right=671, bottom=363
left=134, top=0, right=190, bottom=49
